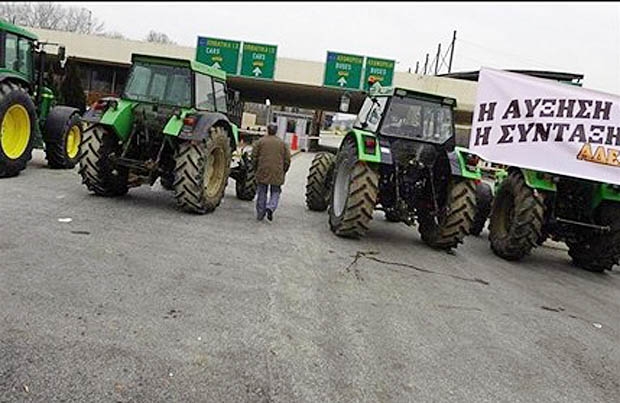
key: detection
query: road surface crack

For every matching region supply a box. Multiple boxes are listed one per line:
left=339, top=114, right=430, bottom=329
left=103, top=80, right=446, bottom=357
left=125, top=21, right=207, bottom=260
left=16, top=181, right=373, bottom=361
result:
left=346, top=251, right=490, bottom=285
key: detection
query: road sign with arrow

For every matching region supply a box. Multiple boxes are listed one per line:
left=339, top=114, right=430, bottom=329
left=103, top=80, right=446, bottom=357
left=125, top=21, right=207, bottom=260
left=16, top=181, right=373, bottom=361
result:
left=195, top=36, right=241, bottom=75
left=240, top=41, right=277, bottom=80
left=323, top=51, right=364, bottom=90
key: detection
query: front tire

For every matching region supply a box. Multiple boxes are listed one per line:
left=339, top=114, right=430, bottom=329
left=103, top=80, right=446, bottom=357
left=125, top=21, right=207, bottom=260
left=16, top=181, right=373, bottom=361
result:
left=384, top=208, right=401, bottom=222
left=0, top=82, right=37, bottom=178
left=173, top=126, right=232, bottom=214
left=305, top=152, right=336, bottom=211
left=235, top=153, right=256, bottom=201
left=43, top=107, right=82, bottom=169
left=488, top=170, right=544, bottom=260
left=328, top=139, right=378, bottom=239
left=78, top=126, right=128, bottom=196
left=418, top=179, right=476, bottom=250
left=567, top=203, right=620, bottom=272
left=470, top=181, right=493, bottom=236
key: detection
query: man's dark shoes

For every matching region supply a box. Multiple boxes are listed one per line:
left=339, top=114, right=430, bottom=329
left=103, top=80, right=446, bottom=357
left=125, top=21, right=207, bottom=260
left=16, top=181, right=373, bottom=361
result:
left=266, top=208, right=273, bottom=221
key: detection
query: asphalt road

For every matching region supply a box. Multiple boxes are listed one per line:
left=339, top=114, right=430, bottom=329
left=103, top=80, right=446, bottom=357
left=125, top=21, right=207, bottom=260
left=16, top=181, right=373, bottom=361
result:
left=1, top=150, right=619, bottom=403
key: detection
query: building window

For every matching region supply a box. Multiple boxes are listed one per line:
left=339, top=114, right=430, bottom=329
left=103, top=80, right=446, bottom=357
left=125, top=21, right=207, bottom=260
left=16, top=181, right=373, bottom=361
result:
left=91, top=66, right=113, bottom=93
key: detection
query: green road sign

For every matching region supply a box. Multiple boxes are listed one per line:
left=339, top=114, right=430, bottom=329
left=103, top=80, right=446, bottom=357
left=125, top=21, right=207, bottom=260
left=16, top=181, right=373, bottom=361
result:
left=363, top=57, right=395, bottom=90
left=323, top=51, right=364, bottom=90
left=240, top=42, right=277, bottom=79
left=195, top=36, right=241, bottom=75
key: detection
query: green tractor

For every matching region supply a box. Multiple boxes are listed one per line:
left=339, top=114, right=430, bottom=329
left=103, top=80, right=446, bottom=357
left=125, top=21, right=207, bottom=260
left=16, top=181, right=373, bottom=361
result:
left=79, top=54, right=255, bottom=214
left=305, top=84, right=482, bottom=250
left=0, top=19, right=83, bottom=177
left=488, top=167, right=620, bottom=272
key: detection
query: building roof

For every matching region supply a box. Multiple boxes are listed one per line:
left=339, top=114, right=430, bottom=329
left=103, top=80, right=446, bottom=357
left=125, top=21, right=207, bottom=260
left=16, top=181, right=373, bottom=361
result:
left=438, top=69, right=584, bottom=83
left=24, top=27, right=483, bottom=113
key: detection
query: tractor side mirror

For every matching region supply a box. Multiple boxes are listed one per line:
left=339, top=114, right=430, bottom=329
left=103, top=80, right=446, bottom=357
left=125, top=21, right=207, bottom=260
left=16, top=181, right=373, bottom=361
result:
left=339, top=93, right=350, bottom=113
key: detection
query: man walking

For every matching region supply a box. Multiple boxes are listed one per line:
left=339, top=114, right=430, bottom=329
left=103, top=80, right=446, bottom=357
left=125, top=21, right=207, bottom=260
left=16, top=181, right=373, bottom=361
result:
left=252, top=123, right=291, bottom=221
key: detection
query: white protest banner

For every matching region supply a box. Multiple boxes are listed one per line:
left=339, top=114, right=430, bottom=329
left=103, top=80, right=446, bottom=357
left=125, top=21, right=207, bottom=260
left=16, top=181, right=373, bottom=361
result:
left=469, top=68, right=620, bottom=186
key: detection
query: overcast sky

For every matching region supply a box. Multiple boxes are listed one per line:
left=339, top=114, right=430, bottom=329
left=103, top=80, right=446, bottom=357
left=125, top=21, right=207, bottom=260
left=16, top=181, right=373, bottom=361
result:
left=78, top=1, right=620, bottom=93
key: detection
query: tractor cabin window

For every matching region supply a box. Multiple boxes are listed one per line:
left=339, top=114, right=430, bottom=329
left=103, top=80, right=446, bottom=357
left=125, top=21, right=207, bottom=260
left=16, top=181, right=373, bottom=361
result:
left=213, top=80, right=227, bottom=113
left=195, top=73, right=215, bottom=111
left=123, top=62, right=192, bottom=107
left=4, top=33, right=18, bottom=71
left=17, top=37, right=33, bottom=77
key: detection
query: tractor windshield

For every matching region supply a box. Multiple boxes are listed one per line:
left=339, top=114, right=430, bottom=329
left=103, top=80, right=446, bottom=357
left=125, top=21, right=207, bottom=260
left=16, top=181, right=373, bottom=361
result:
left=380, top=96, right=453, bottom=144
left=4, top=34, right=34, bottom=79
left=123, top=62, right=192, bottom=107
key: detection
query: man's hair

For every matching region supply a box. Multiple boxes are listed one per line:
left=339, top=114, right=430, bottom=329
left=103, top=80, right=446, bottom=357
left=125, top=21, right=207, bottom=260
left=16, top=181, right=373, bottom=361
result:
left=267, top=123, right=277, bottom=135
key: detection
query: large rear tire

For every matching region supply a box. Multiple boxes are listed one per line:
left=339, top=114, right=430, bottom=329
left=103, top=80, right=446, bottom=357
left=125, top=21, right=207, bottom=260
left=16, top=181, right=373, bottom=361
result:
left=328, top=140, right=378, bottom=239
left=78, top=125, right=128, bottom=196
left=470, top=181, right=493, bottom=236
left=173, top=126, right=232, bottom=214
left=0, top=82, right=36, bottom=178
left=567, top=203, right=620, bottom=272
left=418, top=179, right=476, bottom=250
left=306, top=152, right=336, bottom=211
left=43, top=107, right=82, bottom=169
left=488, top=170, right=544, bottom=260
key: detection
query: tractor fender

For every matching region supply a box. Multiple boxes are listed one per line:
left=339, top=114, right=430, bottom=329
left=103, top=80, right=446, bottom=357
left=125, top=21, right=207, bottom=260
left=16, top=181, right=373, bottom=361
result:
left=342, top=129, right=381, bottom=163
left=81, top=96, right=122, bottom=124
left=0, top=73, right=30, bottom=91
left=449, top=146, right=482, bottom=180
left=179, top=112, right=238, bottom=150
left=42, top=105, right=80, bottom=142
left=518, top=168, right=557, bottom=192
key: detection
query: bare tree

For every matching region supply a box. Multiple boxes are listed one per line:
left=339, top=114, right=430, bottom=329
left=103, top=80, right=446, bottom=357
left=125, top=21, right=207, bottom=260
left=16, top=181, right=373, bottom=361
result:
left=145, top=30, right=176, bottom=45
left=0, top=2, right=105, bottom=34
left=99, top=31, right=126, bottom=40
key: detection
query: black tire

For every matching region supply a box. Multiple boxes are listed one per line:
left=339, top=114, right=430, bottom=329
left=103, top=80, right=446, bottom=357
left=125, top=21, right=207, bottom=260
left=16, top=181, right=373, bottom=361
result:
left=567, top=202, right=620, bottom=272
left=43, top=107, right=82, bottom=169
left=235, top=154, right=256, bottom=201
left=489, top=170, right=545, bottom=260
left=160, top=171, right=175, bottom=191
left=78, top=125, right=128, bottom=196
left=418, top=179, right=477, bottom=250
left=328, top=139, right=378, bottom=239
left=305, top=152, right=336, bottom=211
left=470, top=181, right=493, bottom=236
left=173, top=126, right=232, bottom=214
left=384, top=209, right=401, bottom=222
left=0, top=82, right=37, bottom=178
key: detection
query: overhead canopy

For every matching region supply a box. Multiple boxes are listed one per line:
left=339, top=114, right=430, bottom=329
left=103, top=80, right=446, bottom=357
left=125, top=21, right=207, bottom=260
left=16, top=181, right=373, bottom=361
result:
left=438, top=69, right=584, bottom=84
left=227, top=76, right=367, bottom=113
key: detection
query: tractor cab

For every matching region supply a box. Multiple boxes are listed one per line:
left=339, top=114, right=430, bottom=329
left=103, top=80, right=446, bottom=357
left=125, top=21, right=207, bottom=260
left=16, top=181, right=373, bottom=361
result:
left=354, top=85, right=457, bottom=151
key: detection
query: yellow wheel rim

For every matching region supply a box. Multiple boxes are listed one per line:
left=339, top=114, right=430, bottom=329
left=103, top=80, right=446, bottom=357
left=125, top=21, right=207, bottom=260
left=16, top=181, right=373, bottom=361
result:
left=1, top=104, right=30, bottom=159
left=66, top=125, right=81, bottom=159
left=205, top=147, right=226, bottom=199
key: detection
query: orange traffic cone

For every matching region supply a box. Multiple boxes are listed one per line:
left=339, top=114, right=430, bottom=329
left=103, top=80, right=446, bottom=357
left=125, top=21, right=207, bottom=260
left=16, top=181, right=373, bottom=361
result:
left=291, top=133, right=299, bottom=151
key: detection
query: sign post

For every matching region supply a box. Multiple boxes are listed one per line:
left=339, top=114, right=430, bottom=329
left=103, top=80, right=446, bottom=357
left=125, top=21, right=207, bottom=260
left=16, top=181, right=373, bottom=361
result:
left=363, top=57, right=395, bottom=90
left=195, top=36, right=241, bottom=75
left=323, top=51, right=364, bottom=90
left=240, top=42, right=277, bottom=79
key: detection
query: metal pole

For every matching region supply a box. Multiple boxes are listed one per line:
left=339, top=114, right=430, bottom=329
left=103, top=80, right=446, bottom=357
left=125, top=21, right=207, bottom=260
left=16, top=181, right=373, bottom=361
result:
left=424, top=53, right=429, bottom=75
left=448, top=30, right=457, bottom=73
left=435, top=43, right=441, bottom=75
left=415, top=61, right=419, bottom=74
